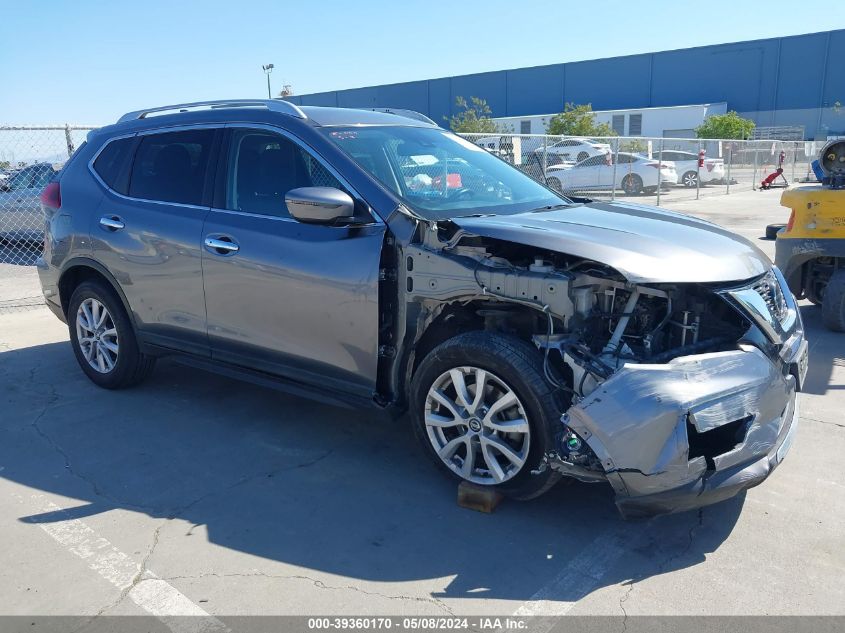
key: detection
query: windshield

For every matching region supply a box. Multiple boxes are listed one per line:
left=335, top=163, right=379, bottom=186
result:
left=320, top=126, right=567, bottom=220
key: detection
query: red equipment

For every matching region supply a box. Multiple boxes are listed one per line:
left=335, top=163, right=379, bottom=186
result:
left=760, top=149, right=789, bottom=190
left=698, top=149, right=705, bottom=168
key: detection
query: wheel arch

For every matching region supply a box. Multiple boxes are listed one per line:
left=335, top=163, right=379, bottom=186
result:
left=58, top=257, right=136, bottom=327
left=401, top=298, right=546, bottom=404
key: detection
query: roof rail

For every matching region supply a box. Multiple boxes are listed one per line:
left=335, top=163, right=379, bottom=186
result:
left=116, top=99, right=307, bottom=124
left=368, top=108, right=436, bottom=126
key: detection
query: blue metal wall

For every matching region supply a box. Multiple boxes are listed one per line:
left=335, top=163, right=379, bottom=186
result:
left=288, top=30, right=845, bottom=138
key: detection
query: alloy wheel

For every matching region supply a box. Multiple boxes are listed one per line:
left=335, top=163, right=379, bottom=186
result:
left=75, top=298, right=119, bottom=373
left=424, top=366, right=530, bottom=485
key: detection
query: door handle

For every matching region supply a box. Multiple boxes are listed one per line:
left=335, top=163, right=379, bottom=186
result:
left=204, top=236, right=240, bottom=254
left=99, top=216, right=125, bottom=231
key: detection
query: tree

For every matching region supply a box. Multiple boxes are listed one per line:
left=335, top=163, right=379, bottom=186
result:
left=546, top=103, right=615, bottom=137
left=448, top=96, right=499, bottom=134
left=619, top=139, right=647, bottom=153
left=695, top=111, right=755, bottom=139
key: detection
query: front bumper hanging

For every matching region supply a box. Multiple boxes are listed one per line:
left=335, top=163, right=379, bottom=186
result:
left=550, top=337, right=806, bottom=518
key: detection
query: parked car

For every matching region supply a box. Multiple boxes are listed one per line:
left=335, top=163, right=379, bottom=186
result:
left=0, top=162, right=57, bottom=242
left=545, top=152, right=677, bottom=195
left=37, top=99, right=806, bottom=517
left=542, top=137, right=610, bottom=163
left=652, top=150, right=725, bottom=187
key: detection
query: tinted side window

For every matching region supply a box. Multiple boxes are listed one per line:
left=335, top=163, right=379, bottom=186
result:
left=225, top=130, right=344, bottom=218
left=93, top=137, right=134, bottom=194
left=580, top=155, right=605, bottom=167
left=129, top=130, right=214, bottom=205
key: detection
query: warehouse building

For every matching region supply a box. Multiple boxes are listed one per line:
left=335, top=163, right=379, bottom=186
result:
left=288, top=29, right=845, bottom=140
left=491, top=103, right=729, bottom=137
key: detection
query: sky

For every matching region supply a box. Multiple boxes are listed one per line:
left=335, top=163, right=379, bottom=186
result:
left=0, top=0, right=842, bottom=125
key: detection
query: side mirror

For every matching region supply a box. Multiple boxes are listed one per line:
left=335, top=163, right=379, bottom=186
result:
left=285, top=187, right=356, bottom=225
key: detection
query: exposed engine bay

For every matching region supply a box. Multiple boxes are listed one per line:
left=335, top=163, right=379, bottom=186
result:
left=399, top=220, right=803, bottom=517
left=407, top=224, right=751, bottom=401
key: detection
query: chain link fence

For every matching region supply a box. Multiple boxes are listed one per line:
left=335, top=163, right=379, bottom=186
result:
left=0, top=125, right=822, bottom=272
left=0, top=126, right=96, bottom=269
left=460, top=133, right=819, bottom=205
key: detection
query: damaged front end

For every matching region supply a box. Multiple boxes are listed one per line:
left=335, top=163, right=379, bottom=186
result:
left=536, top=267, right=807, bottom=518
left=401, top=217, right=807, bottom=518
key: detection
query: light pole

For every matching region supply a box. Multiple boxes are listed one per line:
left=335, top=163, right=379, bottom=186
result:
left=261, top=63, right=274, bottom=99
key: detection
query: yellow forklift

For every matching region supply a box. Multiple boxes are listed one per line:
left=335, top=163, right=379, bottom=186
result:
left=775, top=140, right=845, bottom=331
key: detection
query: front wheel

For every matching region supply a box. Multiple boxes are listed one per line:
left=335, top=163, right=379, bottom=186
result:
left=410, top=332, right=562, bottom=500
left=546, top=176, right=562, bottom=192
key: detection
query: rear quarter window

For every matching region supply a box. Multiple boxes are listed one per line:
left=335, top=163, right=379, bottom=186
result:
left=93, top=137, right=134, bottom=194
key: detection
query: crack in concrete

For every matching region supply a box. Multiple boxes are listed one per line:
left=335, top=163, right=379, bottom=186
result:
left=618, top=580, right=634, bottom=633
left=97, top=450, right=335, bottom=615
left=26, top=369, right=160, bottom=515
left=160, top=570, right=455, bottom=615
left=26, top=362, right=336, bottom=517
left=801, top=415, right=845, bottom=430
left=617, top=508, right=704, bottom=632
left=658, top=508, right=704, bottom=576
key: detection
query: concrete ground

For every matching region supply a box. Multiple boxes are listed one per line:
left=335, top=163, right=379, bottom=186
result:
left=0, top=189, right=843, bottom=621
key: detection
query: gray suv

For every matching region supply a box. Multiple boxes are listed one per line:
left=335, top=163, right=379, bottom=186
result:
left=37, top=99, right=807, bottom=517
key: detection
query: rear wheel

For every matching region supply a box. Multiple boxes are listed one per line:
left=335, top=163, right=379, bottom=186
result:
left=681, top=170, right=698, bottom=188
left=546, top=176, right=562, bottom=192
left=410, top=332, right=562, bottom=500
left=822, top=270, right=845, bottom=332
left=68, top=281, right=155, bottom=388
left=621, top=174, right=643, bottom=195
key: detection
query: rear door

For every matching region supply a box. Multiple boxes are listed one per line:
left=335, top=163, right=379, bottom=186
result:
left=90, top=126, right=220, bottom=356
left=200, top=125, right=385, bottom=396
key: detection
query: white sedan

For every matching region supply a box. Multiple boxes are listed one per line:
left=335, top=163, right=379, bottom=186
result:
left=526, top=137, right=611, bottom=170
left=545, top=152, right=677, bottom=195
left=654, top=150, right=725, bottom=187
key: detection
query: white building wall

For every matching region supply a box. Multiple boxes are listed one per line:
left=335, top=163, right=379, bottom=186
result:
left=494, top=103, right=728, bottom=137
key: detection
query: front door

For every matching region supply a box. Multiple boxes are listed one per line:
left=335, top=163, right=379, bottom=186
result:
left=201, top=127, right=385, bottom=396
left=567, top=155, right=603, bottom=192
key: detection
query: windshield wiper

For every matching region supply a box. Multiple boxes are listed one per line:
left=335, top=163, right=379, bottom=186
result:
left=529, top=203, right=571, bottom=213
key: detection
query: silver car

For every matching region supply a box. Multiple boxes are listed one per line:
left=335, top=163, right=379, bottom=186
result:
left=0, top=163, right=56, bottom=242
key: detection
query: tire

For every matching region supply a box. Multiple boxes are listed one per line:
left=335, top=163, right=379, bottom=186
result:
left=681, top=170, right=698, bottom=188
left=410, top=331, right=562, bottom=500
left=822, top=270, right=845, bottom=332
left=68, top=280, right=155, bottom=389
left=765, top=223, right=786, bottom=240
left=546, top=176, right=562, bottom=192
left=622, top=174, right=643, bottom=195
left=577, top=151, right=589, bottom=163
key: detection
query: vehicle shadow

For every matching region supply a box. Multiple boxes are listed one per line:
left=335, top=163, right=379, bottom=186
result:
left=0, top=339, right=743, bottom=603
left=798, top=303, right=845, bottom=395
